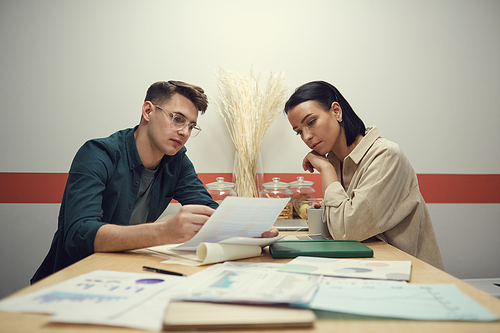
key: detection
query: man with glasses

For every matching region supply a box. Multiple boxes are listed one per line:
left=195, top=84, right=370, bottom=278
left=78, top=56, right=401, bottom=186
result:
left=31, top=81, right=278, bottom=283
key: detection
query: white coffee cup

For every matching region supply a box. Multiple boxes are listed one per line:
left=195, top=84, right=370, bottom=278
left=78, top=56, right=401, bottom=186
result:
left=307, top=208, right=330, bottom=238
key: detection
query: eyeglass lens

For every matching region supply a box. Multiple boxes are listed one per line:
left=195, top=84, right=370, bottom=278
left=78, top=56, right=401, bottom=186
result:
left=156, top=105, right=200, bottom=137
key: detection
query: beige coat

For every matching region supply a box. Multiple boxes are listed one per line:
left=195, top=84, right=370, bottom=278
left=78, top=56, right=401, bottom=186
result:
left=323, top=126, right=444, bottom=269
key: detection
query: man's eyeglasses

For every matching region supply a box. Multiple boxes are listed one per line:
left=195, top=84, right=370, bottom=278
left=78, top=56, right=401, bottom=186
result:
left=155, top=105, right=201, bottom=138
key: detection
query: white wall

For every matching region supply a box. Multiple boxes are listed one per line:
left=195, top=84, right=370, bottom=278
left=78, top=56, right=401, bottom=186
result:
left=1, top=0, right=499, bottom=298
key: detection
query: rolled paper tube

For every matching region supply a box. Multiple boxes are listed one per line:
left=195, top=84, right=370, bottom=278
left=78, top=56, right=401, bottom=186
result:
left=196, top=243, right=262, bottom=265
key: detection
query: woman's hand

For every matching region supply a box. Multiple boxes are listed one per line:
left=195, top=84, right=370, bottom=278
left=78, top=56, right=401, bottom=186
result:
left=303, top=151, right=339, bottom=196
left=302, top=151, right=331, bottom=173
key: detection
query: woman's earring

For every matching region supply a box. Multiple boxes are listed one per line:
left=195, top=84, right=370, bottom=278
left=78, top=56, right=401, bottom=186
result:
left=338, top=118, right=343, bottom=123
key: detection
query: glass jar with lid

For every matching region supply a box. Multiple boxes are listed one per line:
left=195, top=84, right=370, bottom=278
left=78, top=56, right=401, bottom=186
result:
left=260, top=177, right=293, bottom=219
left=289, top=176, right=317, bottom=218
left=205, top=177, right=238, bottom=204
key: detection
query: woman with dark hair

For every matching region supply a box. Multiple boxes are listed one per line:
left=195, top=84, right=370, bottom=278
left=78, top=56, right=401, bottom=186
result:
left=285, top=81, right=444, bottom=269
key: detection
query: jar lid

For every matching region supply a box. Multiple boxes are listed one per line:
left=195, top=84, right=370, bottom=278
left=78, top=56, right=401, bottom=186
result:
left=206, top=177, right=236, bottom=190
left=288, top=176, right=314, bottom=188
left=262, top=177, right=290, bottom=189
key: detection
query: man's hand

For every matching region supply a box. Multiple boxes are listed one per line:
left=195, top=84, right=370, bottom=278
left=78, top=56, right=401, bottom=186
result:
left=94, top=205, right=215, bottom=253
left=158, top=205, right=215, bottom=244
left=260, top=226, right=279, bottom=238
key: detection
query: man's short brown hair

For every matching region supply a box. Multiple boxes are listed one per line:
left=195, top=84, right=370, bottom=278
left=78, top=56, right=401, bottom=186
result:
left=144, top=80, right=208, bottom=114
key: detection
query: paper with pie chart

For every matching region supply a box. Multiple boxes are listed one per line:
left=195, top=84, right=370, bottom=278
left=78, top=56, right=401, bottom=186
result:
left=278, top=256, right=412, bottom=281
left=0, top=270, right=186, bottom=330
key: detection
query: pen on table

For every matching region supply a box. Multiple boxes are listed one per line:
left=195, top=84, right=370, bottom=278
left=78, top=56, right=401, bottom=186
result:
left=142, top=266, right=186, bottom=276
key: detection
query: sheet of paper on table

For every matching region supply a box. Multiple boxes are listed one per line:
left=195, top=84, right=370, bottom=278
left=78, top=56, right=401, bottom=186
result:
left=0, top=270, right=186, bottom=331
left=177, top=261, right=320, bottom=304
left=279, top=256, right=412, bottom=281
left=299, top=283, right=499, bottom=321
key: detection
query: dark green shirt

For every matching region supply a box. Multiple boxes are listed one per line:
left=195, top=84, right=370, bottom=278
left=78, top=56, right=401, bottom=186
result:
left=31, top=127, right=217, bottom=283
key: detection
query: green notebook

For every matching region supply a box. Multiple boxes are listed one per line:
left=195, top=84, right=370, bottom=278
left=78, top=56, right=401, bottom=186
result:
left=269, top=240, right=373, bottom=259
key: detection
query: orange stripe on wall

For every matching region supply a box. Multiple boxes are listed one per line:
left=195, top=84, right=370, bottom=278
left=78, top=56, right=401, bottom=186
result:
left=417, top=174, right=500, bottom=204
left=0, top=172, right=499, bottom=204
left=0, top=173, right=68, bottom=204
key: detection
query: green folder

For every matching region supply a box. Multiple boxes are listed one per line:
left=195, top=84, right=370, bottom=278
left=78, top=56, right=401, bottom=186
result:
left=269, top=240, right=373, bottom=259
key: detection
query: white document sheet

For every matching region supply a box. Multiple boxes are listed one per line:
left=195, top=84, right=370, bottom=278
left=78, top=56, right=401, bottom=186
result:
left=0, top=270, right=186, bottom=331
left=174, top=196, right=290, bottom=250
left=300, top=283, right=499, bottom=321
left=279, top=256, right=412, bottom=281
left=176, top=262, right=321, bottom=304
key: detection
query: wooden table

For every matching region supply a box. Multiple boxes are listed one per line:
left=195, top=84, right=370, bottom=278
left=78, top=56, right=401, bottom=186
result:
left=1, top=239, right=499, bottom=332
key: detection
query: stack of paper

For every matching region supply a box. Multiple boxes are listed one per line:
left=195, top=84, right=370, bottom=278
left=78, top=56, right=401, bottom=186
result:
left=164, top=262, right=319, bottom=329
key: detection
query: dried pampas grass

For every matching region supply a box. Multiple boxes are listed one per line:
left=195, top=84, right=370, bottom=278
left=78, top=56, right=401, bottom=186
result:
left=213, top=67, right=289, bottom=197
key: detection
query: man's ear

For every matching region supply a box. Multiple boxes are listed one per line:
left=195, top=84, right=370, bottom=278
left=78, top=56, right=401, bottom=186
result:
left=142, top=101, right=154, bottom=122
left=331, top=102, right=343, bottom=122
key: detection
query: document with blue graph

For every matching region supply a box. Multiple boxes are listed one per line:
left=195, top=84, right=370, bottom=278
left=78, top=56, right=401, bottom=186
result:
left=298, top=283, right=498, bottom=321
left=179, top=262, right=320, bottom=304
left=0, top=270, right=186, bottom=330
